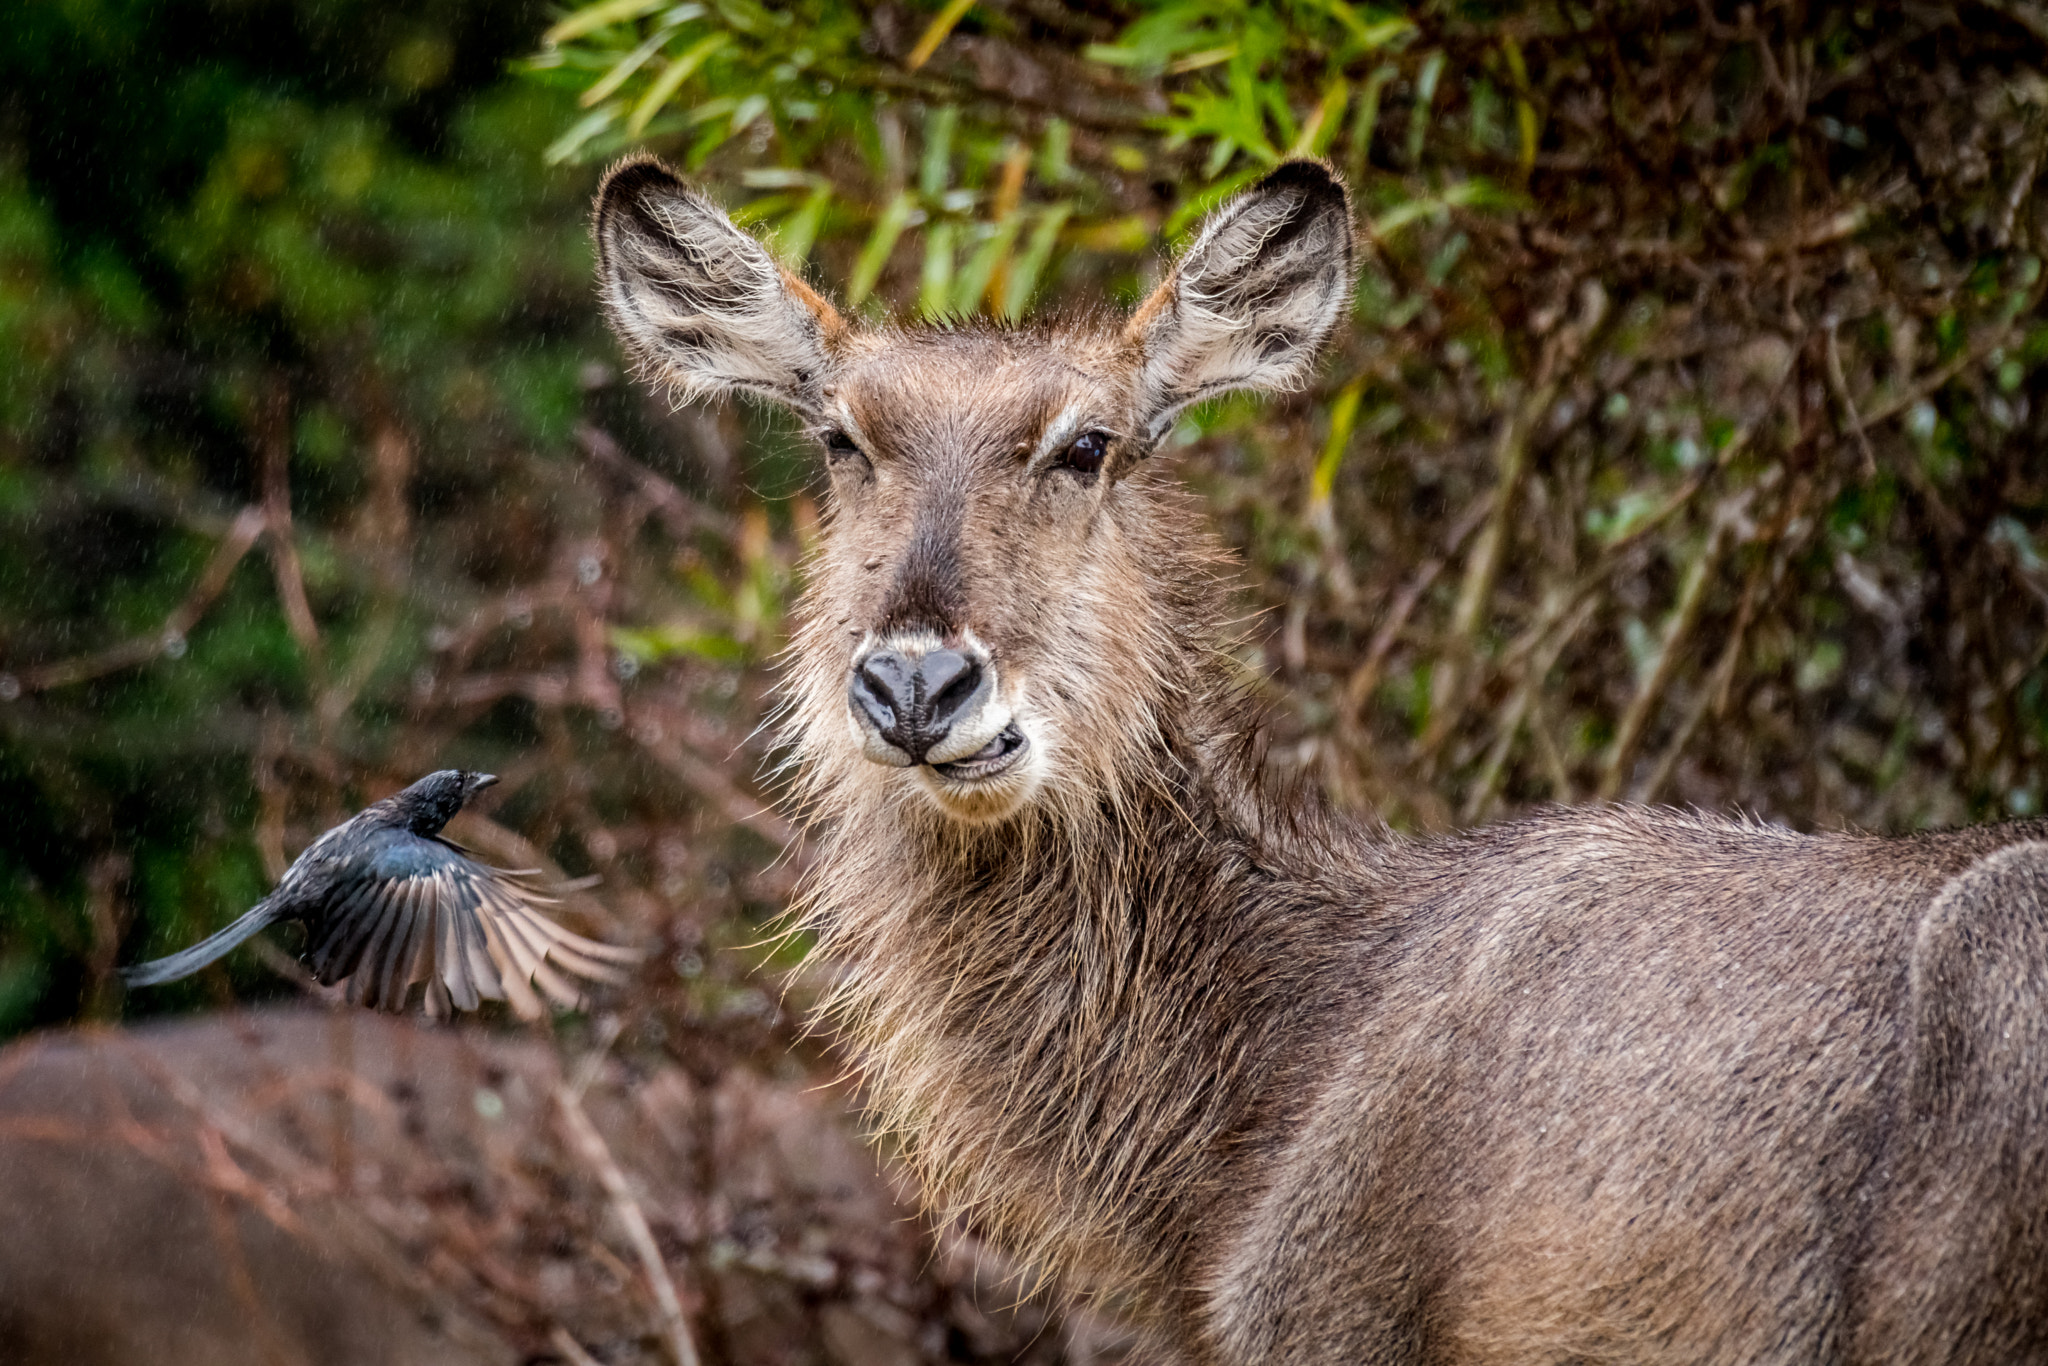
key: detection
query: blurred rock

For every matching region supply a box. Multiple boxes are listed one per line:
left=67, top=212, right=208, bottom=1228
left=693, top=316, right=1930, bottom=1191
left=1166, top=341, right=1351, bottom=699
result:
left=0, top=1010, right=1124, bottom=1365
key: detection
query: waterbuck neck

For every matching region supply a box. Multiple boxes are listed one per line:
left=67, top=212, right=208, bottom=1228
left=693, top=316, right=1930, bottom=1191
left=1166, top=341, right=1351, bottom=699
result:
left=795, top=656, right=1378, bottom=1304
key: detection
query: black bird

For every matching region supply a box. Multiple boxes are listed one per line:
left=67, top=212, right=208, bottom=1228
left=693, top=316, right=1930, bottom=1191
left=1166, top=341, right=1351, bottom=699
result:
left=122, top=770, right=640, bottom=1018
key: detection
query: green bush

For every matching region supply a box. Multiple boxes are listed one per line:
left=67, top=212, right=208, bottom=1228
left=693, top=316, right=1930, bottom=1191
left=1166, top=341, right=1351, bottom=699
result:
left=536, top=0, right=2048, bottom=830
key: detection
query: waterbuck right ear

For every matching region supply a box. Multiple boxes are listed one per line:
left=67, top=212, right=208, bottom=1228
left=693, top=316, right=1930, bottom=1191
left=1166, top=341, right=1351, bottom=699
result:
left=594, top=156, right=844, bottom=419
left=1125, top=161, right=1355, bottom=440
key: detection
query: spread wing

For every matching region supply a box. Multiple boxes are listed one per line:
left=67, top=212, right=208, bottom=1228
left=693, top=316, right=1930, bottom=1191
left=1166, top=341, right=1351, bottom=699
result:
left=302, top=831, right=641, bottom=1019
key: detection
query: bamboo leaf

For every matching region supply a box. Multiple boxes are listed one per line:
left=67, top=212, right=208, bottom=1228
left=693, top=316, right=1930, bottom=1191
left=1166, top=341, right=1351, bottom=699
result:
left=728, top=92, right=768, bottom=135
left=906, top=0, right=975, bottom=70
left=1408, top=50, right=1445, bottom=167
left=1000, top=204, right=1072, bottom=319
left=1037, top=118, right=1072, bottom=185
left=773, top=184, right=833, bottom=267
left=1311, top=378, right=1365, bottom=507
left=1168, top=45, right=1238, bottom=75
left=1290, top=77, right=1350, bottom=159
left=545, top=102, right=623, bottom=164
left=919, top=220, right=957, bottom=318
left=920, top=106, right=957, bottom=198
left=544, top=0, right=662, bottom=45
left=848, top=191, right=915, bottom=308
left=953, top=213, right=1021, bottom=315
left=625, top=33, right=729, bottom=136
left=1346, top=64, right=1396, bottom=184
left=581, top=22, right=684, bottom=108
left=1369, top=195, right=1444, bottom=240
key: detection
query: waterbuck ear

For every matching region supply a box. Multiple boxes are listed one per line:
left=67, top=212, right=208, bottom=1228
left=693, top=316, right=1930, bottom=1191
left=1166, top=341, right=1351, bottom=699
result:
left=1125, top=160, right=1355, bottom=439
left=594, top=155, right=844, bottom=419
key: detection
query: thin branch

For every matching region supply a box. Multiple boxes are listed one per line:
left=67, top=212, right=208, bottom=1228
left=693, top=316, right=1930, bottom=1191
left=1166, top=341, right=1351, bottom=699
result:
left=1462, top=593, right=1598, bottom=823
left=550, top=1327, right=609, bottom=1366
left=576, top=423, right=739, bottom=542
left=1340, top=494, right=1490, bottom=733
left=555, top=1071, right=701, bottom=1366
left=1824, top=321, right=1876, bottom=479
left=1630, top=564, right=1762, bottom=805
left=260, top=378, right=326, bottom=675
left=1596, top=492, right=1747, bottom=800
left=11, top=506, right=268, bottom=694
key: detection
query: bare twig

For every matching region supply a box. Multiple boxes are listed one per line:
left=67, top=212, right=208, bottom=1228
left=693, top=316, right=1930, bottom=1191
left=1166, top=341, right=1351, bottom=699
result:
left=576, top=423, right=739, bottom=542
left=1631, top=565, right=1762, bottom=805
left=259, top=379, right=326, bottom=675
left=12, top=506, right=268, bottom=693
left=1462, top=593, right=1599, bottom=823
left=1824, top=321, right=1876, bottom=478
left=1597, top=492, right=1749, bottom=800
left=1420, top=379, right=1556, bottom=756
left=555, top=1031, right=701, bottom=1366
left=550, top=1326, right=609, bottom=1366
left=1340, top=495, right=1490, bottom=734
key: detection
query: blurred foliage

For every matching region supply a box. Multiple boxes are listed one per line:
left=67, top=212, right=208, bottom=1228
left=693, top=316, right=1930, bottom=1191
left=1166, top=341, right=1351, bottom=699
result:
left=0, top=0, right=806, bottom=1053
left=4, top=0, right=2048, bottom=1060
left=535, top=0, right=2048, bottom=836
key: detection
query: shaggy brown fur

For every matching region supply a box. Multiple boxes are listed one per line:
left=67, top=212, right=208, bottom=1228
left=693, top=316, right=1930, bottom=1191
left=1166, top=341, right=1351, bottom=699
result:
left=595, top=155, right=2048, bottom=1363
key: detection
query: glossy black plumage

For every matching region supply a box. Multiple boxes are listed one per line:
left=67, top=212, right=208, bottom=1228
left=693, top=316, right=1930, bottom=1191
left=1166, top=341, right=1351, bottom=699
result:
left=120, top=770, right=640, bottom=1018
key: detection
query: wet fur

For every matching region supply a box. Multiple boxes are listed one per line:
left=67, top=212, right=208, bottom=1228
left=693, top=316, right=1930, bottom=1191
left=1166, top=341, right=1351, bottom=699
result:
left=596, top=156, right=2048, bottom=1363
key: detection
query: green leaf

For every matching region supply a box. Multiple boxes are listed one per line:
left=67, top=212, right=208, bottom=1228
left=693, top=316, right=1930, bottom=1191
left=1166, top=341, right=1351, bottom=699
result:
left=626, top=32, right=730, bottom=136
left=906, top=0, right=976, bottom=70
left=544, top=0, right=663, bottom=46
left=581, top=21, right=687, bottom=108
left=920, top=105, right=957, bottom=198
left=773, top=183, right=833, bottom=267
left=953, top=212, right=1022, bottom=315
left=1311, top=377, right=1365, bottom=506
left=1000, top=203, right=1071, bottom=319
left=848, top=191, right=915, bottom=308
left=1407, top=49, right=1444, bottom=167
left=919, top=218, right=957, bottom=318
left=545, top=102, right=623, bottom=164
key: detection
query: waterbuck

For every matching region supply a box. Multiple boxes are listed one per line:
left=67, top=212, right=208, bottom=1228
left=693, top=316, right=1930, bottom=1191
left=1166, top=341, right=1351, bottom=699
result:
left=594, top=155, right=2048, bottom=1364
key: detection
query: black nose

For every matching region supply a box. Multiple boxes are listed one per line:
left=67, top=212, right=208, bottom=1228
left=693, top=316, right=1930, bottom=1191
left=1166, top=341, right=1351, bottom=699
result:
left=849, top=647, right=989, bottom=762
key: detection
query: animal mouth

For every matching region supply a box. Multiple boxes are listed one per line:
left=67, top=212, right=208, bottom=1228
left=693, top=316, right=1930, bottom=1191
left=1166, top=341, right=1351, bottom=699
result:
left=930, top=723, right=1028, bottom=782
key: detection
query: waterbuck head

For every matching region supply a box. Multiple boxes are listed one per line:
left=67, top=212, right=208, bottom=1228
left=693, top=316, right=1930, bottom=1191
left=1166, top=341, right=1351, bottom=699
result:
left=595, top=158, right=1353, bottom=828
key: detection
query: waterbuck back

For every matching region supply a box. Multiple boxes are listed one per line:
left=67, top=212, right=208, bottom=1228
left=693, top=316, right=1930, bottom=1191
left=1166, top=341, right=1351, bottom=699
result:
left=594, top=155, right=2048, bottom=1364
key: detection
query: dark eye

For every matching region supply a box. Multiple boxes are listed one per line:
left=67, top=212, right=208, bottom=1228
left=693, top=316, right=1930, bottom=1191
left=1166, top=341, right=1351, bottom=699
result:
left=1057, top=431, right=1110, bottom=476
left=823, top=429, right=862, bottom=459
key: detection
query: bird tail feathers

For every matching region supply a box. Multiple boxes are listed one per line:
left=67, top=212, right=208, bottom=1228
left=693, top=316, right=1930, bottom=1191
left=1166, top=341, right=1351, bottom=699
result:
left=120, top=899, right=286, bottom=989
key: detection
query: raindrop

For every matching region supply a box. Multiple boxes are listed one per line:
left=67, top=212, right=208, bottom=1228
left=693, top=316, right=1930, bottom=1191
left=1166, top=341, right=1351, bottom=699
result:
left=577, top=554, right=603, bottom=586
left=162, top=631, right=188, bottom=660
left=0, top=674, right=18, bottom=702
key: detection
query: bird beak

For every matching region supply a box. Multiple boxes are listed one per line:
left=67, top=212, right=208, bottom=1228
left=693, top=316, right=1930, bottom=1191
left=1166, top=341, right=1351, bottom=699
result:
left=470, top=773, right=499, bottom=791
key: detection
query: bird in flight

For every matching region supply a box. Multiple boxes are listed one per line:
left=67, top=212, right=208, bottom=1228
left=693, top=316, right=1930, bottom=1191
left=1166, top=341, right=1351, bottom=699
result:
left=121, top=770, right=641, bottom=1018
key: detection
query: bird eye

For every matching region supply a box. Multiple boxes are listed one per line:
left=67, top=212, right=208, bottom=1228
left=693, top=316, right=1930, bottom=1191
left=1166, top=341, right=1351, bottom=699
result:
left=1058, top=431, right=1110, bottom=477
left=823, top=428, right=861, bottom=459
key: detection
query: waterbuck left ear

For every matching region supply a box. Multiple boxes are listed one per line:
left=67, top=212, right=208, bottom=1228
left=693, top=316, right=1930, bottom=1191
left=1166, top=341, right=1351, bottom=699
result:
left=1125, top=161, right=1355, bottom=439
left=594, top=155, right=845, bottom=420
